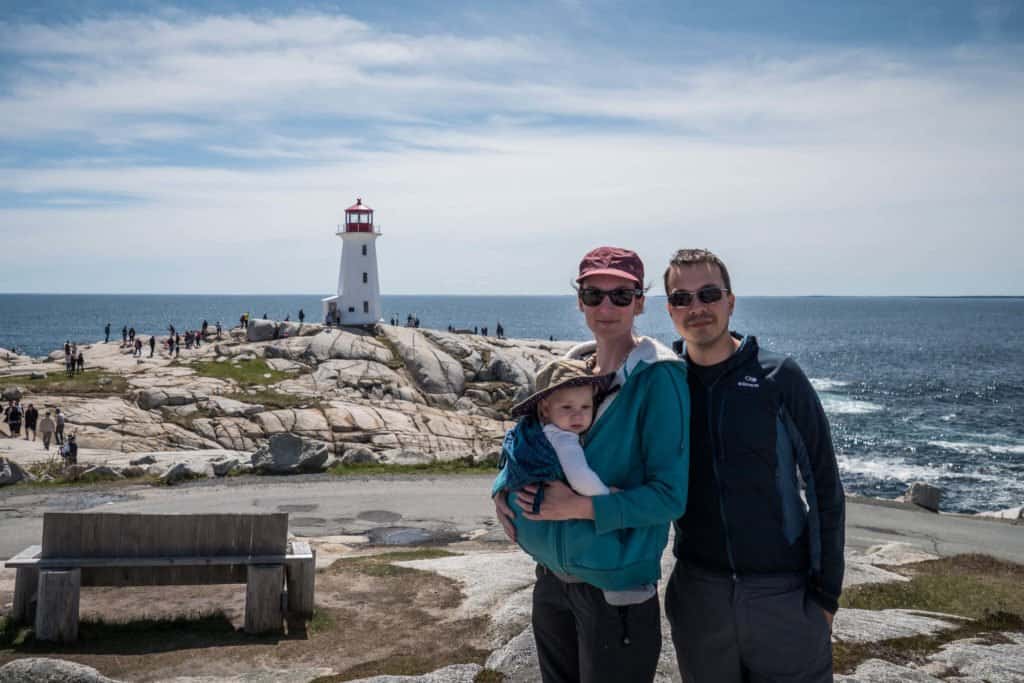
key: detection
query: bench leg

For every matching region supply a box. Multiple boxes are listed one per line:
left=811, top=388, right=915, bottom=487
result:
left=245, top=564, right=284, bottom=635
left=286, top=543, right=316, bottom=618
left=13, top=567, right=39, bottom=625
left=35, top=569, right=80, bottom=643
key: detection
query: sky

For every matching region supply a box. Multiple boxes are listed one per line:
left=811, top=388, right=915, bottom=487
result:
left=0, top=1, right=1022, bottom=295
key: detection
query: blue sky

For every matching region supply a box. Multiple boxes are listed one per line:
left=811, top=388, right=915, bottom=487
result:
left=1, top=1, right=1022, bottom=295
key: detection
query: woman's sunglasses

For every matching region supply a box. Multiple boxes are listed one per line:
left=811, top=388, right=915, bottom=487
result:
left=667, top=286, right=729, bottom=308
left=578, top=287, right=644, bottom=307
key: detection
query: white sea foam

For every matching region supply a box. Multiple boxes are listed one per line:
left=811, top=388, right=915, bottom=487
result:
left=820, top=395, right=884, bottom=415
left=836, top=455, right=944, bottom=483
left=927, top=440, right=1024, bottom=456
left=810, top=378, right=850, bottom=392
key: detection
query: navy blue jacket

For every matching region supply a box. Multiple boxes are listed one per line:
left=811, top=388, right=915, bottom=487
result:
left=673, top=334, right=845, bottom=612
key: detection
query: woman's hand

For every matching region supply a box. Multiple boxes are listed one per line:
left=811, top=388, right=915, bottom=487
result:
left=520, top=481, right=595, bottom=521
left=493, top=491, right=516, bottom=542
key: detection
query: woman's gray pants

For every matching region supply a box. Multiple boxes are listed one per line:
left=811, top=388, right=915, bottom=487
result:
left=666, top=561, right=833, bottom=682
left=532, top=565, right=661, bottom=683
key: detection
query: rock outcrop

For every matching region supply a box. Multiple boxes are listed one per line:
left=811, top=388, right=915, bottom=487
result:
left=252, top=433, right=330, bottom=474
left=0, top=658, right=121, bottom=682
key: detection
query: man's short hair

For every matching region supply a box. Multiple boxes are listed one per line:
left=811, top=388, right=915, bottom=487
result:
left=663, top=249, right=732, bottom=294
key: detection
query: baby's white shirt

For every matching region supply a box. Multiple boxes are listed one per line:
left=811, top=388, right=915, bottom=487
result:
left=542, top=423, right=610, bottom=496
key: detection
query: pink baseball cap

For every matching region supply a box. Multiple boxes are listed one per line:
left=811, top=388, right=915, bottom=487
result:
left=576, top=246, right=644, bottom=286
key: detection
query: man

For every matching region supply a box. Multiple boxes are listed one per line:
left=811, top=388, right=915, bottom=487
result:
left=39, top=411, right=56, bottom=450
left=662, top=249, right=844, bottom=682
left=54, top=407, right=65, bottom=446
left=23, top=403, right=38, bottom=441
left=105, top=322, right=111, bottom=343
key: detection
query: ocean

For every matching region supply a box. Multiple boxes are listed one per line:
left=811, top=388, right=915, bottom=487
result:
left=1, top=293, right=1022, bottom=514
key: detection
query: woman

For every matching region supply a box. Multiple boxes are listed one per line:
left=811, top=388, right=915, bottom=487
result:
left=493, top=246, right=690, bottom=683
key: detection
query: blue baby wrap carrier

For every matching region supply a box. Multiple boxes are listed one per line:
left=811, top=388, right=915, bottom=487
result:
left=498, top=415, right=564, bottom=513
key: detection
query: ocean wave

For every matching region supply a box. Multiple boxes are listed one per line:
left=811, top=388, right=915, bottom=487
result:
left=821, top=396, right=884, bottom=415
left=836, top=455, right=944, bottom=483
left=810, top=378, right=850, bottom=392
left=927, top=440, right=1024, bottom=456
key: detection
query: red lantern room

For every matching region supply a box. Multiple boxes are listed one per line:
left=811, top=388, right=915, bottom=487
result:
left=343, top=198, right=374, bottom=233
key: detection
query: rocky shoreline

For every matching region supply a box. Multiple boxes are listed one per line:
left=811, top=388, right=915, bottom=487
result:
left=0, top=323, right=574, bottom=481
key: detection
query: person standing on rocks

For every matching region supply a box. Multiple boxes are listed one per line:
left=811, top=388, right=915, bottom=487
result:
left=149, top=336, right=156, bottom=357
left=76, top=350, right=85, bottom=374
left=298, top=308, right=305, bottom=324
left=23, top=403, right=38, bottom=441
left=661, top=248, right=844, bottom=683
left=54, top=407, right=65, bottom=446
left=121, top=326, right=128, bottom=347
left=494, top=246, right=690, bottom=683
left=105, top=322, right=111, bottom=343
left=39, top=411, right=56, bottom=450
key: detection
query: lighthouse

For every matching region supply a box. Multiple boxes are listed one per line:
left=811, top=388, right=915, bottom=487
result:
left=321, top=197, right=382, bottom=326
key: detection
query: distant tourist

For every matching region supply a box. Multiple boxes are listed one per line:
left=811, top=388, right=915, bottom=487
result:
left=121, top=326, right=128, bottom=347
left=60, top=433, right=78, bottom=466
left=65, top=352, right=75, bottom=377
left=76, top=350, right=84, bottom=374
left=263, top=312, right=268, bottom=320
left=202, top=319, right=209, bottom=336
left=474, top=326, right=478, bottom=334
left=128, top=327, right=135, bottom=343
left=4, top=400, right=22, bottom=437
left=298, top=308, right=305, bottom=324
left=39, top=411, right=56, bottom=450
left=149, top=336, right=156, bottom=357
left=496, top=322, right=505, bottom=339
left=23, top=403, right=38, bottom=441
left=64, top=340, right=71, bottom=357
left=174, top=337, right=180, bottom=357
left=216, top=321, right=223, bottom=339
left=194, top=330, right=201, bottom=348
left=104, top=322, right=111, bottom=343
left=134, top=338, right=143, bottom=357
left=54, top=408, right=65, bottom=445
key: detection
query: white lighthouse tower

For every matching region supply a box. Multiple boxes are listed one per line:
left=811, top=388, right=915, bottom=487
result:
left=321, top=197, right=382, bottom=326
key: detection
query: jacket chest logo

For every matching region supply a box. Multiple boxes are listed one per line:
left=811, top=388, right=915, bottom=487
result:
left=736, top=375, right=760, bottom=389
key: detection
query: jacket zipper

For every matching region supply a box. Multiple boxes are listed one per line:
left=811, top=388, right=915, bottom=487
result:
left=707, top=382, right=738, bottom=581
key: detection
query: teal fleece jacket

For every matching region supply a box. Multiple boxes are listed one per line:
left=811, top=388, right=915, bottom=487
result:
left=492, top=337, right=690, bottom=590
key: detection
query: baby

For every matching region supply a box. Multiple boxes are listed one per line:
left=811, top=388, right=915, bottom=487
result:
left=496, top=358, right=612, bottom=515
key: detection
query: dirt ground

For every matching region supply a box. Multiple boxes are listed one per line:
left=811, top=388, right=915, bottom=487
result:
left=0, top=549, right=495, bottom=682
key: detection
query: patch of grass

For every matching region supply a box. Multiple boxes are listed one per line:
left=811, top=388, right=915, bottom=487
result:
left=2, top=611, right=239, bottom=654
left=190, top=358, right=288, bottom=386
left=475, top=670, right=507, bottom=683
left=840, top=554, right=1024, bottom=618
left=308, top=608, right=337, bottom=635
left=833, top=611, right=1024, bottom=674
left=222, top=388, right=314, bottom=410
left=328, top=456, right=497, bottom=477
left=12, top=369, right=128, bottom=396
left=327, top=549, right=456, bottom=578
left=0, top=616, right=32, bottom=650
left=834, top=554, right=1024, bottom=674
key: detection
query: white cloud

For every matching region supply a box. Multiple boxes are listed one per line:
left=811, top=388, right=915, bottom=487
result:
left=0, top=10, right=1021, bottom=294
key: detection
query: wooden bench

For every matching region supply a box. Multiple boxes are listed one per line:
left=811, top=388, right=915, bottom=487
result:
left=5, top=512, right=315, bottom=643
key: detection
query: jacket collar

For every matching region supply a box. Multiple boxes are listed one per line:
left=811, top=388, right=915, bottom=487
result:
left=674, top=332, right=758, bottom=376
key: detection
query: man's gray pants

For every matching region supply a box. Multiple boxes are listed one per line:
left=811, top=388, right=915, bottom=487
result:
left=666, top=561, right=833, bottom=682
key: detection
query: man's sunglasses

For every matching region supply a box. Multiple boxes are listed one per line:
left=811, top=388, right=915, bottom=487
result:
left=578, top=287, right=644, bottom=307
left=667, top=286, right=730, bottom=308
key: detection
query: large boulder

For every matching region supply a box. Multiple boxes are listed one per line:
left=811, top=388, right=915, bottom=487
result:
left=1, top=385, right=24, bottom=401
left=380, top=326, right=465, bottom=396
left=0, top=457, right=33, bottom=486
left=0, top=658, right=121, bottom=682
left=246, top=318, right=277, bottom=342
left=251, top=433, right=330, bottom=474
left=303, top=328, right=394, bottom=364
left=904, top=482, right=942, bottom=512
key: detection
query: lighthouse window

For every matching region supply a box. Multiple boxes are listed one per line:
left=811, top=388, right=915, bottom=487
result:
left=362, top=272, right=368, bottom=283
left=362, top=245, right=367, bottom=256
left=363, top=301, right=369, bottom=313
